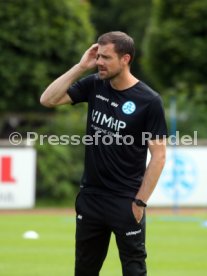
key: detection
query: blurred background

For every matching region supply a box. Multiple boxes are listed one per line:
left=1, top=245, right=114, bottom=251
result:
left=0, top=0, right=207, bottom=207
left=0, top=1, right=207, bottom=276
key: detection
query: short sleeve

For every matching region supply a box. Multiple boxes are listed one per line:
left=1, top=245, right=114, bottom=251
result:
left=67, top=74, right=95, bottom=104
left=145, top=96, right=168, bottom=140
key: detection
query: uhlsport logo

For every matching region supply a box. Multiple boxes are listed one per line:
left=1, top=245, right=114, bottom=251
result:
left=122, top=101, right=136, bottom=115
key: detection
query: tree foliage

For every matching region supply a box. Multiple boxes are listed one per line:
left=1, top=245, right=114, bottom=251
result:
left=142, top=0, right=207, bottom=90
left=0, top=0, right=94, bottom=112
left=0, top=0, right=95, bottom=201
left=142, top=0, right=207, bottom=138
left=36, top=106, right=87, bottom=201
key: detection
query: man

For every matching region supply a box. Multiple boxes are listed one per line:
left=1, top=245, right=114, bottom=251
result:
left=40, top=31, right=167, bottom=276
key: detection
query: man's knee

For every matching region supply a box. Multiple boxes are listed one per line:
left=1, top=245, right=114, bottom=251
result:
left=121, top=255, right=147, bottom=276
left=75, top=260, right=101, bottom=276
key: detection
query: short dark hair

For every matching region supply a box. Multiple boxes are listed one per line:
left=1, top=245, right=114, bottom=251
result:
left=97, top=31, right=135, bottom=65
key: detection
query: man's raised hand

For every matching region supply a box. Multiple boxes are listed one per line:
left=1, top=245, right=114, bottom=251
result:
left=79, top=44, right=99, bottom=71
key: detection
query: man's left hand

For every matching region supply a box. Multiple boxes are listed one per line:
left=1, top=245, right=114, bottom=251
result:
left=132, top=202, right=144, bottom=223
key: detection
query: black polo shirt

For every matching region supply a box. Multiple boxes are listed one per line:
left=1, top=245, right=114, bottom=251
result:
left=68, top=74, right=167, bottom=197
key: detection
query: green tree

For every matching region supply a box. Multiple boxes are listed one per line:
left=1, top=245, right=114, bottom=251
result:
left=142, top=0, right=207, bottom=138
left=0, top=0, right=95, bottom=202
left=0, top=0, right=94, bottom=112
left=36, top=106, right=87, bottom=202
left=142, top=0, right=207, bottom=90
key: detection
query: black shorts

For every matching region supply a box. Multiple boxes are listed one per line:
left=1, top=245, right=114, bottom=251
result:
left=75, top=191, right=147, bottom=276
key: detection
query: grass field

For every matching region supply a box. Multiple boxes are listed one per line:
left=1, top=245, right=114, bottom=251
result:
left=0, top=209, right=207, bottom=276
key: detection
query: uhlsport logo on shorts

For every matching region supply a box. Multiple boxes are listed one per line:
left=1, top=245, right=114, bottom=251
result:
left=122, top=101, right=136, bottom=115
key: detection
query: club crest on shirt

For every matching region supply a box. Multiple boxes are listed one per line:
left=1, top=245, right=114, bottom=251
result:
left=122, top=101, right=136, bottom=115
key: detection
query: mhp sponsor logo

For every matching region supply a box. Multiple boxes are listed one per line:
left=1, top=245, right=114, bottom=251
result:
left=159, top=152, right=197, bottom=200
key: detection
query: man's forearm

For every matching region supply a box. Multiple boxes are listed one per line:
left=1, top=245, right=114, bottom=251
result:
left=135, top=155, right=166, bottom=203
left=40, top=63, right=86, bottom=107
